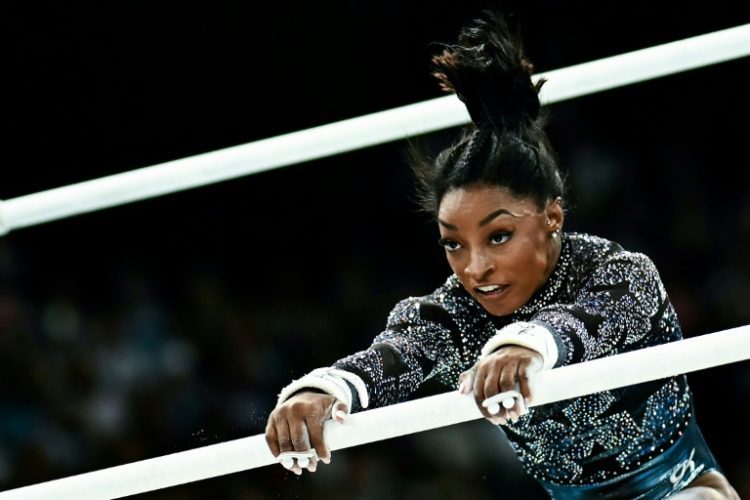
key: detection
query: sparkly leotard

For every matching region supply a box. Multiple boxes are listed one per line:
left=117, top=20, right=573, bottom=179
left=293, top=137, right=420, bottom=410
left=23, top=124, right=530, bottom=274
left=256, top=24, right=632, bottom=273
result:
left=332, top=232, right=716, bottom=490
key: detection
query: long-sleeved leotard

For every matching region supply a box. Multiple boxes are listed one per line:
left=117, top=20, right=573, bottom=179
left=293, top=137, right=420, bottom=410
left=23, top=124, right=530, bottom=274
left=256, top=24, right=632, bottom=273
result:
left=332, top=232, right=694, bottom=485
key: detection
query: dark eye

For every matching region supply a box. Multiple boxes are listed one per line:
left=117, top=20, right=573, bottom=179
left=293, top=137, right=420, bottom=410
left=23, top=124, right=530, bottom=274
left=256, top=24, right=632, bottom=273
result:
left=489, top=232, right=511, bottom=245
left=438, top=238, right=462, bottom=252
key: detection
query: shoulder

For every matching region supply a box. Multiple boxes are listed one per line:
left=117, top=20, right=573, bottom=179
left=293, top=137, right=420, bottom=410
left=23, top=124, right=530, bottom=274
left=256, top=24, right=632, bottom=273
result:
left=567, top=232, right=657, bottom=268
left=566, top=232, right=665, bottom=292
left=566, top=232, right=622, bottom=263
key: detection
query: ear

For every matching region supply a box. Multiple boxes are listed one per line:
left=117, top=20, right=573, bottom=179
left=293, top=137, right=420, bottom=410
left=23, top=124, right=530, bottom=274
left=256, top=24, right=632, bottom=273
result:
left=545, top=197, right=564, bottom=233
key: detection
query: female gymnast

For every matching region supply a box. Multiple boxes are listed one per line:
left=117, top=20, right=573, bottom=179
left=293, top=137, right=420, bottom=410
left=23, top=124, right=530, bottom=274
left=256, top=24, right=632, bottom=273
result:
left=265, top=12, right=739, bottom=499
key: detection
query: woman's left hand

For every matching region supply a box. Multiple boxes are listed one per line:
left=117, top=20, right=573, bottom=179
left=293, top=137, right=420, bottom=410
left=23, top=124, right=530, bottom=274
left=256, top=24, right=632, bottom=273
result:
left=458, top=345, right=543, bottom=425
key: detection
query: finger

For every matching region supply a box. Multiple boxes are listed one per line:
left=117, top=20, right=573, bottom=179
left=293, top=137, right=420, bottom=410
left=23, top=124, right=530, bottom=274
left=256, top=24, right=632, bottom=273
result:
left=516, top=393, right=528, bottom=417
left=472, top=363, right=490, bottom=411
left=458, top=369, right=475, bottom=394
left=265, top=419, right=281, bottom=457
left=331, top=401, right=349, bottom=424
left=519, top=355, right=541, bottom=404
left=481, top=368, right=504, bottom=422
left=477, top=363, right=504, bottom=422
left=507, top=406, right=519, bottom=423
left=503, top=362, right=529, bottom=422
left=274, top=420, right=300, bottom=472
left=494, top=408, right=508, bottom=425
left=499, top=368, right=518, bottom=422
left=305, top=414, right=328, bottom=470
left=517, top=359, right=533, bottom=404
left=290, top=418, right=313, bottom=474
left=276, top=419, right=294, bottom=454
left=503, top=390, right=523, bottom=423
left=289, top=418, right=312, bottom=453
left=498, top=365, right=518, bottom=423
left=498, top=361, right=518, bottom=394
left=483, top=364, right=502, bottom=401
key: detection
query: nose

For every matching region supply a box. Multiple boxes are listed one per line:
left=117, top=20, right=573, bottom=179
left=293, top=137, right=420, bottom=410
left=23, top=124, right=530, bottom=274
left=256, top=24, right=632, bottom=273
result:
left=464, top=250, right=495, bottom=281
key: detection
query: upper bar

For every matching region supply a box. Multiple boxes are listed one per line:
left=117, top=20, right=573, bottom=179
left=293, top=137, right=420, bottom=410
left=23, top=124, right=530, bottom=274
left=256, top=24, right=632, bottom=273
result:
left=1, top=23, right=749, bottom=235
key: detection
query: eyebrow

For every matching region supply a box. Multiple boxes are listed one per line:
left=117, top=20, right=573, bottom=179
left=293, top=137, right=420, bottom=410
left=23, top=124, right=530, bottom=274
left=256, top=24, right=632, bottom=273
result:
left=438, top=208, right=516, bottom=231
left=479, top=208, right=516, bottom=226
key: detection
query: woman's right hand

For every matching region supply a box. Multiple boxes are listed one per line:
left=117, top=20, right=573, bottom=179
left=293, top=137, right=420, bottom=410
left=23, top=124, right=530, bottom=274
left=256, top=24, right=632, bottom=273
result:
left=265, top=391, right=349, bottom=475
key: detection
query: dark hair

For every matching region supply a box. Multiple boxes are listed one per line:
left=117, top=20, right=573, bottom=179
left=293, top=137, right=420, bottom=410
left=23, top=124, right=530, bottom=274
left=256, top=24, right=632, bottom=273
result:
left=412, top=11, right=565, bottom=215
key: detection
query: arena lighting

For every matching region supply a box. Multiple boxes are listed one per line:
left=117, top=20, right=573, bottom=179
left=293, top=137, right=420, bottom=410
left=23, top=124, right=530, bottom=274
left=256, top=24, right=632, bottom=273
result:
left=0, top=23, right=748, bottom=235
left=1, top=325, right=748, bottom=499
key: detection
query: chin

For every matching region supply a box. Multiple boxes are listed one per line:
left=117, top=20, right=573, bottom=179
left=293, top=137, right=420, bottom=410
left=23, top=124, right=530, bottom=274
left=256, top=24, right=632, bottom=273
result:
left=486, top=305, right=514, bottom=317
left=476, top=297, right=515, bottom=317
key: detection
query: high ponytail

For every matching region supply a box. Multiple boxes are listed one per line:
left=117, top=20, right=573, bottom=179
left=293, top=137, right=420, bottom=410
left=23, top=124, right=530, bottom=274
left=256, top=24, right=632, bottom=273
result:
left=432, top=13, right=542, bottom=129
left=413, top=11, right=565, bottom=216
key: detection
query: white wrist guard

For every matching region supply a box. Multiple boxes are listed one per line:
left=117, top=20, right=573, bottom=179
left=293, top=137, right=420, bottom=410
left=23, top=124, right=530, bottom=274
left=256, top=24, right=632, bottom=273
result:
left=481, top=321, right=559, bottom=370
left=276, top=367, right=370, bottom=411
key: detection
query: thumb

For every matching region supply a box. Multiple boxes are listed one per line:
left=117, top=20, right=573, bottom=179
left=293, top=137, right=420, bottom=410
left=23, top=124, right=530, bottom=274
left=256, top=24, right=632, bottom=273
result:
left=458, top=368, right=475, bottom=395
left=331, top=401, right=349, bottom=423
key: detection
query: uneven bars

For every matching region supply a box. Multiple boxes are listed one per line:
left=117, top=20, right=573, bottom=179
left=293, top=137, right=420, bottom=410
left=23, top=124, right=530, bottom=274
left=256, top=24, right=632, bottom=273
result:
left=3, top=324, right=749, bottom=500
left=1, top=23, right=749, bottom=235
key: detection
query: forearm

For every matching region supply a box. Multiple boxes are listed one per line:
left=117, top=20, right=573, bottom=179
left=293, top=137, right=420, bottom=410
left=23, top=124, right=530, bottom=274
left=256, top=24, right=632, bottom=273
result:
left=333, top=342, right=429, bottom=410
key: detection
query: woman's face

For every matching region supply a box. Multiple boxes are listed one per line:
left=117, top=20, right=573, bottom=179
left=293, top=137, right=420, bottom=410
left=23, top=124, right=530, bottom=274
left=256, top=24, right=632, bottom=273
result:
left=437, top=184, right=563, bottom=316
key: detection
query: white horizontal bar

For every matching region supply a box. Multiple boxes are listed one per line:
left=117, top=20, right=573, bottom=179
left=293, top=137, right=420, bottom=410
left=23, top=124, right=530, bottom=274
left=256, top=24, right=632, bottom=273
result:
left=1, top=23, right=749, bottom=235
left=3, top=324, right=748, bottom=499
left=536, top=23, right=750, bottom=103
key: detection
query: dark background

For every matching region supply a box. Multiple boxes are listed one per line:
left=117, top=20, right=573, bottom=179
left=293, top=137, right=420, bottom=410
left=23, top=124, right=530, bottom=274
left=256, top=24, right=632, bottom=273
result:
left=1, top=1, right=749, bottom=498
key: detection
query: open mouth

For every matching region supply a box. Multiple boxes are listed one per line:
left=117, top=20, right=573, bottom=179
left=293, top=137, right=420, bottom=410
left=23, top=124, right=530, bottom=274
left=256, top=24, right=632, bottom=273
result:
left=475, top=284, right=509, bottom=296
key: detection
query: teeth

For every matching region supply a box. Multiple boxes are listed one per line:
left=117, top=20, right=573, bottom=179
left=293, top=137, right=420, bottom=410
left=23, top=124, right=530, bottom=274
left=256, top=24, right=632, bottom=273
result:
left=478, top=285, right=501, bottom=292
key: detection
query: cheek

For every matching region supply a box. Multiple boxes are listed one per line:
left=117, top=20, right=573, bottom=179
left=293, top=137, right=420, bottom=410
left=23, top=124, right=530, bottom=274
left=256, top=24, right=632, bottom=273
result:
left=506, top=241, right=548, bottom=282
left=445, top=253, right=465, bottom=276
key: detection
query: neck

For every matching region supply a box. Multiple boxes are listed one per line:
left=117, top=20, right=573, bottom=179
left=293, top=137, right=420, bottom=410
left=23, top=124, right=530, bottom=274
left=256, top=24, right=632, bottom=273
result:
left=544, top=232, right=563, bottom=282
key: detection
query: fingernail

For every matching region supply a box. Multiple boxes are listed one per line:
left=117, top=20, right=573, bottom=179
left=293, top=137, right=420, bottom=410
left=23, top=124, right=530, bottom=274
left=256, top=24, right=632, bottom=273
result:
left=525, top=397, right=531, bottom=405
left=308, top=464, right=317, bottom=473
left=333, top=410, right=347, bottom=422
left=292, top=466, right=302, bottom=476
left=498, top=416, right=507, bottom=425
left=321, top=457, right=331, bottom=464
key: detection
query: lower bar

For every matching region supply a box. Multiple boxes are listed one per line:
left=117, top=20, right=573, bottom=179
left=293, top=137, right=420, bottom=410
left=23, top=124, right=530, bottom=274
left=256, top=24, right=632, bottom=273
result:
left=2, top=325, right=749, bottom=499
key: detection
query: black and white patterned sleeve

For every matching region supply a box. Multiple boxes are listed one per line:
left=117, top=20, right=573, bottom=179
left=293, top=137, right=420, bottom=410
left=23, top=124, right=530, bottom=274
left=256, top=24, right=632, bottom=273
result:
left=532, top=250, right=668, bottom=366
left=332, top=296, right=465, bottom=411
